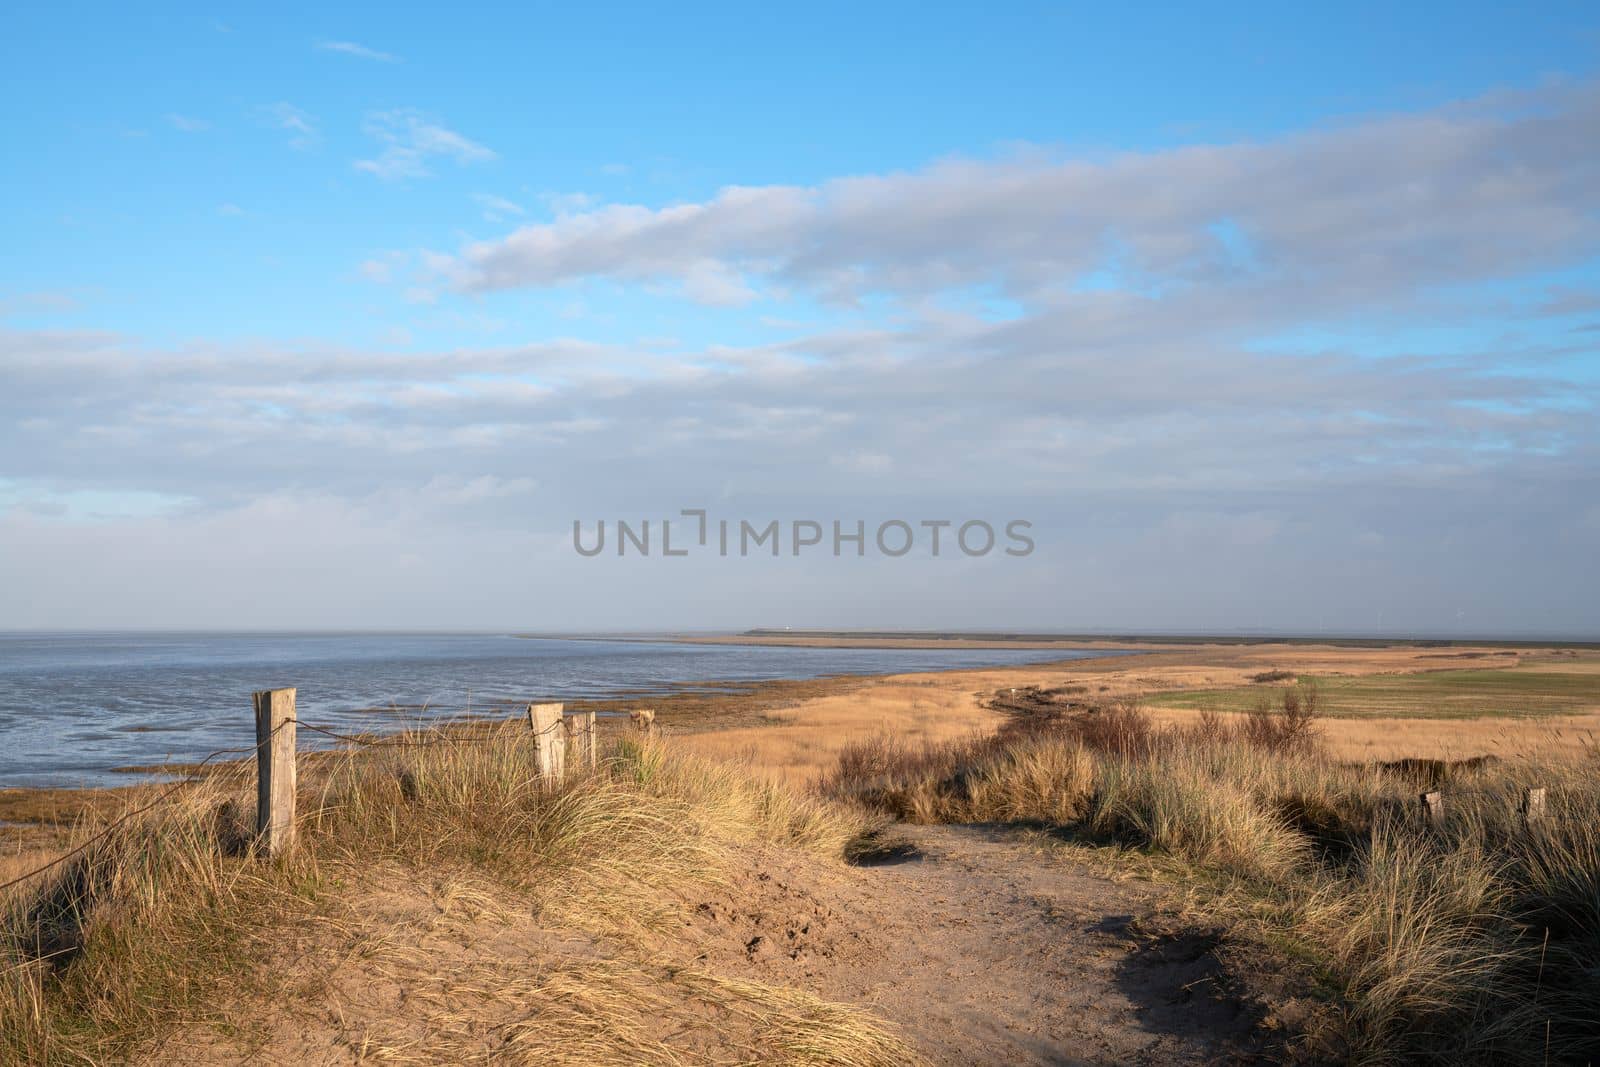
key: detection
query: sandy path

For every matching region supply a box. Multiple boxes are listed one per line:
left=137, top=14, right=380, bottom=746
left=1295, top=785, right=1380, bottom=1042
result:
left=142, top=824, right=1277, bottom=1065
left=688, top=824, right=1273, bottom=1065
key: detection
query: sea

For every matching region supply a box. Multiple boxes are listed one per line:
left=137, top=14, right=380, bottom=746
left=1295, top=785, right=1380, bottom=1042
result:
left=0, top=632, right=1127, bottom=788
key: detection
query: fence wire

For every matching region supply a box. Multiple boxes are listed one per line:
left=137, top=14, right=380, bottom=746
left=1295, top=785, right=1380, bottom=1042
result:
left=0, top=706, right=1582, bottom=900
left=0, top=713, right=524, bottom=896
left=0, top=740, right=263, bottom=896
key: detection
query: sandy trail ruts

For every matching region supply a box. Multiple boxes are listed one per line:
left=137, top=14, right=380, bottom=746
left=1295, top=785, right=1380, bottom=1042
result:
left=688, top=824, right=1273, bottom=1065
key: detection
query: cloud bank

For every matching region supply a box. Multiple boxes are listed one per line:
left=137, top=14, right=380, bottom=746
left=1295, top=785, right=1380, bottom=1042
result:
left=3, top=82, right=1597, bottom=631
left=447, top=82, right=1600, bottom=313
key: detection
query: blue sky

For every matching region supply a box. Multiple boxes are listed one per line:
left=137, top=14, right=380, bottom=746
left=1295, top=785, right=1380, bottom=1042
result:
left=6, top=2, right=1598, bottom=346
left=2, top=4, right=1598, bottom=632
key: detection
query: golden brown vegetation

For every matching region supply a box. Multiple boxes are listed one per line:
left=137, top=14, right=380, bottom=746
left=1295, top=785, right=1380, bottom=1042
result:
left=1, top=726, right=917, bottom=1065
left=821, top=686, right=1600, bottom=1064
left=662, top=645, right=1600, bottom=783
left=4, top=643, right=1596, bottom=1063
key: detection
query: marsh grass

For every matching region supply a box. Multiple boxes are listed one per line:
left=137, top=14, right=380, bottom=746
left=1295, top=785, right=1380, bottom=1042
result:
left=823, top=688, right=1600, bottom=1064
left=1, top=723, right=909, bottom=1065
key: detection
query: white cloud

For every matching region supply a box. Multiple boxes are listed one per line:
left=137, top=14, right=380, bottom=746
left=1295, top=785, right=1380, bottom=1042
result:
left=442, top=82, right=1600, bottom=313
left=359, top=252, right=408, bottom=283
left=832, top=452, right=894, bottom=475
left=315, top=39, right=400, bottom=63
left=1, top=318, right=1590, bottom=505
left=166, top=113, right=210, bottom=132
left=263, top=102, right=318, bottom=150
left=540, top=190, right=598, bottom=216
left=216, top=203, right=244, bottom=217
left=472, top=192, right=525, bottom=222
left=356, top=109, right=495, bottom=180
left=679, top=261, right=759, bottom=306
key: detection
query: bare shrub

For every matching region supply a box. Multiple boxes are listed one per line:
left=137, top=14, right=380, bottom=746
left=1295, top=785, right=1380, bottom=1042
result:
left=1188, top=709, right=1231, bottom=746
left=1060, top=698, right=1162, bottom=759
left=1240, top=681, right=1322, bottom=755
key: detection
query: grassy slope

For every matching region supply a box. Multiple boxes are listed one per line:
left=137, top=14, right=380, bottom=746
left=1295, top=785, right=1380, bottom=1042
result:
left=1, top=729, right=919, bottom=1065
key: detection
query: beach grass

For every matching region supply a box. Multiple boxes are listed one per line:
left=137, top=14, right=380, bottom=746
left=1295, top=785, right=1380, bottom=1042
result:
left=821, top=687, right=1600, bottom=1064
left=0, top=725, right=915, bottom=1065
left=6, top=643, right=1599, bottom=1063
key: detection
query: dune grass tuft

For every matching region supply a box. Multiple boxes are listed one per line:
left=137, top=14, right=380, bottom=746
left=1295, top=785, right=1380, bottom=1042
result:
left=1, top=723, right=910, bottom=1065
left=823, top=688, right=1600, bottom=1064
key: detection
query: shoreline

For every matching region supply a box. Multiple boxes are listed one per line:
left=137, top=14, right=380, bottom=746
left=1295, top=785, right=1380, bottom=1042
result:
left=0, top=637, right=1120, bottom=794
left=673, top=630, right=1600, bottom=650
left=4, top=639, right=1597, bottom=836
left=0, top=648, right=1140, bottom=824
left=0, top=648, right=1139, bottom=883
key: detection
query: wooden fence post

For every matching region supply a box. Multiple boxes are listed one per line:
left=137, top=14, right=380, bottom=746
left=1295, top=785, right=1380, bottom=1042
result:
left=1522, top=786, right=1546, bottom=828
left=253, top=688, right=297, bottom=856
left=1420, top=790, right=1444, bottom=832
left=564, top=710, right=597, bottom=770
left=527, top=702, right=566, bottom=780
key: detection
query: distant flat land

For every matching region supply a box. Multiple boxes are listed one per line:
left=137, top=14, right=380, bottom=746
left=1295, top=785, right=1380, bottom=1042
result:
left=1148, top=664, right=1600, bottom=720
left=682, top=629, right=1600, bottom=651
left=660, top=642, right=1600, bottom=779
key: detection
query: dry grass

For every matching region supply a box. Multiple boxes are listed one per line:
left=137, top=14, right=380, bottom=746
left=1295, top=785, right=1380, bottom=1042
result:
left=664, top=646, right=1600, bottom=785
left=823, top=691, right=1600, bottom=1064
left=0, top=725, right=917, bottom=1065
left=4, top=642, right=1595, bottom=1062
left=675, top=676, right=1008, bottom=785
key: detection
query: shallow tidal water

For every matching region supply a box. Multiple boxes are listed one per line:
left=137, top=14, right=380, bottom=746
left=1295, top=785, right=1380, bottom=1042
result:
left=0, top=633, right=1125, bottom=788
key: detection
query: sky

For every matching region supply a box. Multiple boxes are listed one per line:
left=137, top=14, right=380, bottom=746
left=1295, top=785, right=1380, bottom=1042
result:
left=2, top=3, right=1598, bottom=635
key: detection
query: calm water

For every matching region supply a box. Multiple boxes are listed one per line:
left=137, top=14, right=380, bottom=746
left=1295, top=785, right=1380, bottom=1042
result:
left=0, top=633, right=1124, bottom=788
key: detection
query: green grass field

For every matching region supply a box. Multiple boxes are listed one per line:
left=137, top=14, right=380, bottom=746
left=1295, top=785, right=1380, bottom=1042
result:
left=1148, top=668, right=1600, bottom=720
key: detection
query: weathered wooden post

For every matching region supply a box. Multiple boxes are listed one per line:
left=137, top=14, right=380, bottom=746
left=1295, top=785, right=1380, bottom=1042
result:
left=527, top=702, right=566, bottom=780
left=564, top=710, right=597, bottom=770
left=1420, top=790, right=1444, bottom=832
left=253, top=688, right=297, bottom=856
left=1522, top=786, right=1546, bottom=828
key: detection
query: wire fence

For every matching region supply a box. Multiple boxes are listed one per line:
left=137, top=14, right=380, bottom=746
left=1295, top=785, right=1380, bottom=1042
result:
left=0, top=697, right=637, bottom=897
left=1414, top=783, right=1594, bottom=826
left=0, top=690, right=1587, bottom=901
left=0, top=742, right=264, bottom=895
